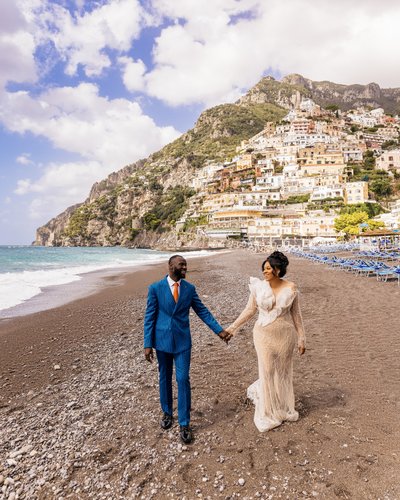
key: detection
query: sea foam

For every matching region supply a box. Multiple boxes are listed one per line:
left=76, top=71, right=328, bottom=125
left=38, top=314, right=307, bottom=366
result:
left=0, top=248, right=215, bottom=312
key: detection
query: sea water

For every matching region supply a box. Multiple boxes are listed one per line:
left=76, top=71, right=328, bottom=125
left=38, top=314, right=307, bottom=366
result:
left=0, top=246, right=211, bottom=313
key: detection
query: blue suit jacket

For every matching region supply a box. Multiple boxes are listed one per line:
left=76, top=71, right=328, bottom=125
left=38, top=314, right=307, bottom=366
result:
left=143, top=276, right=223, bottom=353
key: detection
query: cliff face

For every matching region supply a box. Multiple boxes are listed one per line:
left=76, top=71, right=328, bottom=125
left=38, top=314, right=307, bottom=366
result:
left=237, top=76, right=312, bottom=109
left=35, top=73, right=400, bottom=248
left=280, top=74, right=400, bottom=113
left=35, top=203, right=83, bottom=246
left=87, top=162, right=140, bottom=204
left=238, top=74, right=400, bottom=114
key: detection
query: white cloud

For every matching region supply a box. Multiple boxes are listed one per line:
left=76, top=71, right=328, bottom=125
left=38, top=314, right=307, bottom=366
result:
left=16, top=153, right=33, bottom=165
left=137, top=0, right=400, bottom=106
left=14, top=179, right=31, bottom=195
left=2, top=83, right=180, bottom=170
left=42, top=0, right=149, bottom=77
left=118, top=56, right=146, bottom=92
left=151, top=0, right=259, bottom=23
left=14, top=160, right=106, bottom=220
left=7, top=83, right=180, bottom=223
left=0, top=1, right=37, bottom=88
left=0, top=0, right=26, bottom=33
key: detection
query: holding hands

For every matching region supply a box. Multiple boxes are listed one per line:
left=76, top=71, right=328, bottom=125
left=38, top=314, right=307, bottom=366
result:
left=218, top=329, right=233, bottom=344
left=145, top=330, right=232, bottom=363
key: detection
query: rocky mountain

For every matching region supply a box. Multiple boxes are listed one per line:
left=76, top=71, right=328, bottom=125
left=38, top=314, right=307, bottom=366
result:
left=35, top=74, right=400, bottom=248
left=241, top=74, right=400, bottom=114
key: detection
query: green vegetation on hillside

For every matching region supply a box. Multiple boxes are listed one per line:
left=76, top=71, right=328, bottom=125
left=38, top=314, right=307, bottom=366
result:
left=63, top=205, right=94, bottom=238
left=381, top=139, right=399, bottom=150
left=286, top=194, right=310, bottom=204
left=142, top=186, right=195, bottom=231
left=348, top=151, right=396, bottom=200
left=63, top=192, right=120, bottom=239
left=339, top=202, right=385, bottom=218
left=153, top=102, right=286, bottom=164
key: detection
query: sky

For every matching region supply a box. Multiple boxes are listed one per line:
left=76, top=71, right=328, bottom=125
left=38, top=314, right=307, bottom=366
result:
left=1, top=0, right=400, bottom=245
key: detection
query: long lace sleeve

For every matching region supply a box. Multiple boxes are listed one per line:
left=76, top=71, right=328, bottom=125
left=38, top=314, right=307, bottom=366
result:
left=290, top=289, right=306, bottom=347
left=226, top=292, right=257, bottom=335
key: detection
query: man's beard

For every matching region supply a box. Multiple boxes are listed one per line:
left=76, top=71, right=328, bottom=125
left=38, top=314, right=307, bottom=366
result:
left=177, top=270, right=186, bottom=280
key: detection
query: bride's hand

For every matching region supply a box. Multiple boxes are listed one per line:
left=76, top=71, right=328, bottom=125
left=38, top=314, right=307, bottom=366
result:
left=298, top=342, right=306, bottom=355
left=218, top=330, right=233, bottom=344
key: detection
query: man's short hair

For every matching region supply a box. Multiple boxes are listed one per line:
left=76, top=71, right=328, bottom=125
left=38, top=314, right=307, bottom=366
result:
left=168, top=254, right=184, bottom=265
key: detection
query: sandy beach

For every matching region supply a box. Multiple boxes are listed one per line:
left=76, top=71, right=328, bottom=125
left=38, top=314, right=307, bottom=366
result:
left=0, top=249, right=399, bottom=499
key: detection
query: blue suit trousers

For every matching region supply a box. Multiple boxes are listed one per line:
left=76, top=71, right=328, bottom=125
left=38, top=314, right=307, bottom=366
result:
left=156, top=349, right=191, bottom=427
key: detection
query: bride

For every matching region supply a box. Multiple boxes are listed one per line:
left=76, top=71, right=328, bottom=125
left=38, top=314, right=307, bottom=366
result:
left=226, top=251, right=306, bottom=432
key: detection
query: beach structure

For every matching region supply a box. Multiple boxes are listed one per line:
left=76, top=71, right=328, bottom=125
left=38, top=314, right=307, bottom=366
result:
left=358, top=229, right=400, bottom=251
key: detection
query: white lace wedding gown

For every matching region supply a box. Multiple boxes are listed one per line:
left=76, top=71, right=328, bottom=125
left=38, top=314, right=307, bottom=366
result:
left=226, top=277, right=306, bottom=432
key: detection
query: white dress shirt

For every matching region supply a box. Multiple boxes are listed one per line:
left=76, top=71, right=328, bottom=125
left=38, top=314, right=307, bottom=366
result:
left=167, top=275, right=181, bottom=298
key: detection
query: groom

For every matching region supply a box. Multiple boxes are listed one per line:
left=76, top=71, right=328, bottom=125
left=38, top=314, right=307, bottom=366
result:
left=144, top=255, right=230, bottom=443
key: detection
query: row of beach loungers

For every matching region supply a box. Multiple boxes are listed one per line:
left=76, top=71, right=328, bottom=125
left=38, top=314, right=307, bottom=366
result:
left=303, top=243, right=358, bottom=254
left=354, top=250, right=400, bottom=260
left=290, top=249, right=400, bottom=285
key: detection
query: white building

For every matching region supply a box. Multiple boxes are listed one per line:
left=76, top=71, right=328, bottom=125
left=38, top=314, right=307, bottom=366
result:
left=201, top=193, right=237, bottom=213
left=347, top=111, right=378, bottom=128
left=377, top=149, right=400, bottom=173
left=282, top=176, right=316, bottom=196
left=238, top=191, right=281, bottom=205
left=310, top=186, right=344, bottom=201
left=374, top=199, right=400, bottom=229
left=344, top=181, right=369, bottom=204
left=247, top=213, right=336, bottom=239
left=370, top=108, right=385, bottom=120
left=342, top=148, right=363, bottom=163
left=276, top=124, right=291, bottom=135
left=250, top=135, right=284, bottom=150
left=275, top=153, right=297, bottom=165
left=191, top=163, right=224, bottom=190
left=299, top=162, right=346, bottom=177
left=253, top=175, right=284, bottom=191
left=283, top=133, right=336, bottom=147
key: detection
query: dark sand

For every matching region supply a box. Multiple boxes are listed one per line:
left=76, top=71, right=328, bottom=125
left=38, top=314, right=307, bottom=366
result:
left=0, top=250, right=399, bottom=499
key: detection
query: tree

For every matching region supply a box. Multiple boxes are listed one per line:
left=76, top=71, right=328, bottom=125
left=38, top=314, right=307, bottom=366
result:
left=369, top=178, right=393, bottom=198
left=334, top=211, right=384, bottom=239
left=363, top=150, right=376, bottom=170
left=381, top=140, right=398, bottom=150
left=339, top=202, right=385, bottom=218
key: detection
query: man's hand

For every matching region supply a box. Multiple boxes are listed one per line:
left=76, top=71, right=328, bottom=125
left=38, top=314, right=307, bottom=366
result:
left=144, top=347, right=154, bottom=363
left=218, top=330, right=232, bottom=344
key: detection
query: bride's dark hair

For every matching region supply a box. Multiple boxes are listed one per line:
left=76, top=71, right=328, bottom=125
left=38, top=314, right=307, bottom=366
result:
left=262, top=251, right=289, bottom=277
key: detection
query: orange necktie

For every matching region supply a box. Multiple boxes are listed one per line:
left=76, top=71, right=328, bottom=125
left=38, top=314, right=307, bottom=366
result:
left=173, top=282, right=179, bottom=303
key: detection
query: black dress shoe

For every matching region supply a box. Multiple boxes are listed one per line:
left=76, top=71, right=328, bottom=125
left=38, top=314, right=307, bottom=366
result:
left=179, top=425, right=193, bottom=444
left=160, top=413, right=173, bottom=430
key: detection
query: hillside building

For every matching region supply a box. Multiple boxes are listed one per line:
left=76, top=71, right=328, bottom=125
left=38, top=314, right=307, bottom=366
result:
left=377, top=149, right=400, bottom=173
left=344, top=181, right=369, bottom=204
